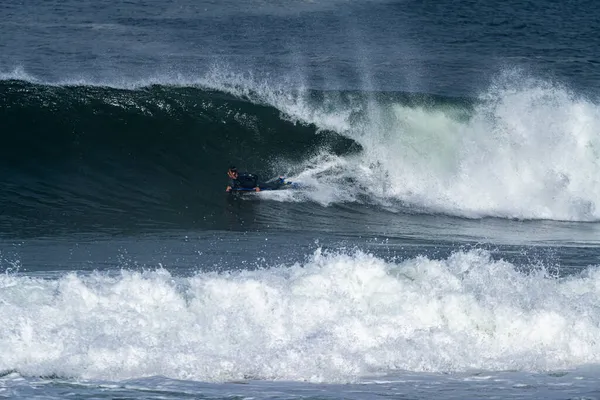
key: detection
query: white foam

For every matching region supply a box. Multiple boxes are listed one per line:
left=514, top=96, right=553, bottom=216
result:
left=244, top=69, right=600, bottom=221
left=367, top=71, right=600, bottom=221
left=2, top=249, right=600, bottom=382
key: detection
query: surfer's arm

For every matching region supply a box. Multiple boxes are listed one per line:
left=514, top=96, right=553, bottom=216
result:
left=226, top=178, right=237, bottom=192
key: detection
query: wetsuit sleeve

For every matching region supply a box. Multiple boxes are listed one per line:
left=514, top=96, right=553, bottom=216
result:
left=228, top=178, right=240, bottom=189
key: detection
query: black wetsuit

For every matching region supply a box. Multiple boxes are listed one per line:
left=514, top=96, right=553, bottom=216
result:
left=228, top=173, right=291, bottom=192
left=228, top=177, right=241, bottom=190
left=229, top=173, right=259, bottom=190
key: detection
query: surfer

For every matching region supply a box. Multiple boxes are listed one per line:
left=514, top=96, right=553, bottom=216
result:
left=226, top=166, right=298, bottom=192
left=226, top=166, right=260, bottom=192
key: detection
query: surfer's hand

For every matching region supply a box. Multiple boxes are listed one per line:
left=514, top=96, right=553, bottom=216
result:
left=226, top=186, right=231, bottom=192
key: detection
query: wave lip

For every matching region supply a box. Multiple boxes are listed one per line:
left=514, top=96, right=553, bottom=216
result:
left=2, top=249, right=600, bottom=382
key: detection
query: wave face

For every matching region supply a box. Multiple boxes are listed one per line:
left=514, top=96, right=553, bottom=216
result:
left=0, top=78, right=357, bottom=234
left=2, top=249, right=600, bottom=382
left=2, top=68, right=600, bottom=231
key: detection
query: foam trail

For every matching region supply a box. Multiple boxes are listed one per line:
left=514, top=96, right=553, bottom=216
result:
left=2, top=249, right=600, bottom=383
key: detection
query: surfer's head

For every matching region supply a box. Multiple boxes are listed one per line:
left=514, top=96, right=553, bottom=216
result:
left=227, top=166, right=238, bottom=179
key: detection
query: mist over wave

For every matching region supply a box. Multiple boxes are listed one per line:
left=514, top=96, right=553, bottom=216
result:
left=2, top=249, right=600, bottom=382
left=2, top=67, right=600, bottom=224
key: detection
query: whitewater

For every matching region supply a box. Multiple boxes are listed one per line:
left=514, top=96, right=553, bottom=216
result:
left=3, top=248, right=600, bottom=383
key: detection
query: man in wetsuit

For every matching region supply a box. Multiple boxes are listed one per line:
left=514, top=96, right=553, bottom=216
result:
left=226, top=166, right=260, bottom=192
left=225, top=166, right=239, bottom=192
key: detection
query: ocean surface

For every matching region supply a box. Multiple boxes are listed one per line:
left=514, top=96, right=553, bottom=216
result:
left=2, top=0, right=600, bottom=399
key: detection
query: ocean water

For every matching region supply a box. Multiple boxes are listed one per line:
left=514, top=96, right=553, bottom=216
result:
left=2, top=0, right=600, bottom=399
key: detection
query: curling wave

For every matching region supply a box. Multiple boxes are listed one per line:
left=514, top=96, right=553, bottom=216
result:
left=2, top=67, right=600, bottom=234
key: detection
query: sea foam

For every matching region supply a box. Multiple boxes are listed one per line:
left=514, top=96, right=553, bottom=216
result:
left=1, top=249, right=600, bottom=382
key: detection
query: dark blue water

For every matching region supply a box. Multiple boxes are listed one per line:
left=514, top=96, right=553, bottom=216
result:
left=2, top=1, right=600, bottom=399
left=3, top=0, right=600, bottom=93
